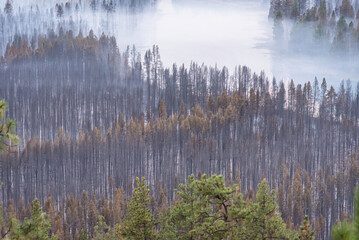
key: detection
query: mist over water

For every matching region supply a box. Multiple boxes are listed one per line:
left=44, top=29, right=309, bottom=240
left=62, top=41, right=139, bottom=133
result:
left=109, top=0, right=358, bottom=87
left=151, top=0, right=272, bottom=74
left=104, top=0, right=359, bottom=86
left=148, top=0, right=359, bottom=86
left=1, top=0, right=358, bottom=86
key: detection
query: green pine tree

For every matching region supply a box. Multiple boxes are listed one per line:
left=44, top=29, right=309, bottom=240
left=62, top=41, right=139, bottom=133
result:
left=354, top=186, right=359, bottom=239
left=331, top=220, right=354, bottom=240
left=93, top=215, right=118, bottom=240
left=79, top=229, right=87, bottom=240
left=331, top=185, right=359, bottom=240
left=93, top=215, right=109, bottom=240
left=194, top=174, right=236, bottom=239
left=121, top=177, right=156, bottom=240
left=160, top=174, right=199, bottom=240
left=243, top=178, right=297, bottom=240
left=0, top=99, right=19, bottom=153
left=161, top=174, right=237, bottom=240
left=297, top=215, right=314, bottom=240
left=1, top=202, right=22, bottom=239
left=17, top=198, right=54, bottom=240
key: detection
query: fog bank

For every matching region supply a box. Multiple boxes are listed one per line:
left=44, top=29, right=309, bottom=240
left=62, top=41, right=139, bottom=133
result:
left=1, top=0, right=358, bottom=86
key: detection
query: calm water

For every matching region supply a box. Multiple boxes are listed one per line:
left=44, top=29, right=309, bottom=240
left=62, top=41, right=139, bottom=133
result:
left=115, top=0, right=274, bottom=79
left=114, top=0, right=358, bottom=86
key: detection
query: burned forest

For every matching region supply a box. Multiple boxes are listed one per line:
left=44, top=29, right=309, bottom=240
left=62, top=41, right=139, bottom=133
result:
left=1, top=0, right=359, bottom=239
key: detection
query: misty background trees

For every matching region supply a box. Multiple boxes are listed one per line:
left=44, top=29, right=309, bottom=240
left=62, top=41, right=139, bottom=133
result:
left=0, top=0, right=157, bottom=55
left=270, top=0, right=359, bottom=55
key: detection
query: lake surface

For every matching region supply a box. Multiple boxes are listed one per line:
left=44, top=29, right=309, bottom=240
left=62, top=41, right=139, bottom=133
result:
left=114, top=0, right=274, bottom=80
left=112, top=0, right=358, bottom=86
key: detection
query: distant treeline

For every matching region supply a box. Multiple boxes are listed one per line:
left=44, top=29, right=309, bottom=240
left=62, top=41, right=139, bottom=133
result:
left=270, top=0, right=359, bottom=20
left=54, top=0, right=157, bottom=14
left=0, top=0, right=156, bottom=55
left=270, top=0, right=359, bottom=54
left=0, top=30, right=359, bottom=239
